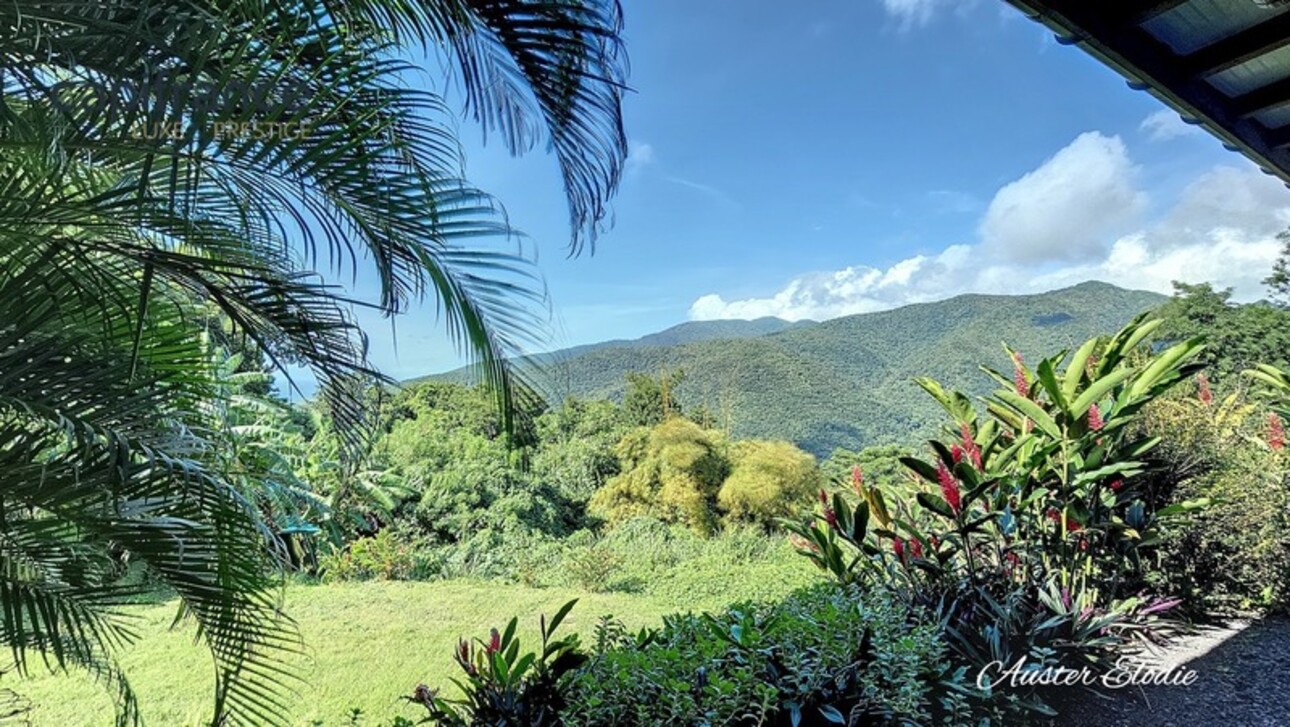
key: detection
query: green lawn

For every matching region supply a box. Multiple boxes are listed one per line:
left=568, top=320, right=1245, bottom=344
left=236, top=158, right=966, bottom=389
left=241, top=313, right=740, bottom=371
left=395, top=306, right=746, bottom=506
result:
left=11, top=580, right=778, bottom=726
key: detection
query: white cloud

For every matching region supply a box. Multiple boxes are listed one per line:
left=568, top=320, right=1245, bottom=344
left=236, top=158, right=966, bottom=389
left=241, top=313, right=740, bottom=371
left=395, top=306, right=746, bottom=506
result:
left=664, top=175, right=740, bottom=209
left=979, top=132, right=1145, bottom=264
left=626, top=140, right=655, bottom=174
left=880, top=0, right=942, bottom=28
left=689, top=136, right=1290, bottom=322
left=1140, top=109, right=1201, bottom=142
left=879, top=0, right=978, bottom=29
left=689, top=247, right=969, bottom=322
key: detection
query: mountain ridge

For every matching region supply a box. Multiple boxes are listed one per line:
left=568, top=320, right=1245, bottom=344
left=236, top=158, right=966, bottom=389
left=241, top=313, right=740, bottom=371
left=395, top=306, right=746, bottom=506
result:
left=417, top=281, right=1167, bottom=456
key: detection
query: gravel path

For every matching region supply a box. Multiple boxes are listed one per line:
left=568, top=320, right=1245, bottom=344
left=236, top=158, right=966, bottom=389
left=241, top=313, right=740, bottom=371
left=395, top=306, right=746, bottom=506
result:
left=1042, top=616, right=1290, bottom=726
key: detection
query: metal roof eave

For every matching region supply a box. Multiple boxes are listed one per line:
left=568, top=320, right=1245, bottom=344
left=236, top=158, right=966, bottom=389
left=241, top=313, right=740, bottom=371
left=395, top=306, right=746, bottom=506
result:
left=1004, top=0, right=1290, bottom=188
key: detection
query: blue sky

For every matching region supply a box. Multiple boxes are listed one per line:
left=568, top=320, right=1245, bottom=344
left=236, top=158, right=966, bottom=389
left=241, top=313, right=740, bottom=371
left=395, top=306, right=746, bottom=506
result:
left=348, top=0, right=1290, bottom=380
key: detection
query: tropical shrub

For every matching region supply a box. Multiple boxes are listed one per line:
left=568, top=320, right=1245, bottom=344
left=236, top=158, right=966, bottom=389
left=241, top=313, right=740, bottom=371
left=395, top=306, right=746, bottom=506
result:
left=589, top=419, right=823, bottom=534
left=319, top=529, right=439, bottom=582
left=719, top=440, right=822, bottom=528
left=412, top=601, right=586, bottom=727
left=1135, top=383, right=1290, bottom=613
left=786, top=315, right=1207, bottom=718
left=562, top=582, right=954, bottom=726
left=589, top=418, right=731, bottom=533
left=560, top=535, right=624, bottom=592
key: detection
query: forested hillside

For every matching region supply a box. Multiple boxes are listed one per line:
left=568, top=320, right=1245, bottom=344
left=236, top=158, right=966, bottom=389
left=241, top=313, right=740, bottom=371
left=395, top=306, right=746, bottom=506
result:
left=426, top=282, right=1165, bottom=455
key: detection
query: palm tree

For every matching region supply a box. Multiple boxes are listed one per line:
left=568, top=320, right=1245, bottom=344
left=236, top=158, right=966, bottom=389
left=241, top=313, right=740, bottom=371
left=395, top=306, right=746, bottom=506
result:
left=0, top=0, right=627, bottom=723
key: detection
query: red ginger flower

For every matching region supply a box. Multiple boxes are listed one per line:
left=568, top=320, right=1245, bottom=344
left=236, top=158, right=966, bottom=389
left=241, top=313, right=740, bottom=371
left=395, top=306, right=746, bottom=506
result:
left=487, top=628, right=501, bottom=654
left=950, top=444, right=964, bottom=464
left=892, top=537, right=905, bottom=560
left=457, top=639, right=477, bottom=676
left=1088, top=403, right=1103, bottom=432
left=1269, top=413, right=1286, bottom=451
left=959, top=423, right=982, bottom=468
left=1197, top=373, right=1213, bottom=406
left=936, top=461, right=962, bottom=513
left=909, top=538, right=923, bottom=559
left=851, top=465, right=863, bottom=494
left=1046, top=507, right=1081, bottom=532
left=818, top=489, right=838, bottom=528
left=1012, top=352, right=1028, bottom=397
left=1110, top=478, right=1124, bottom=491
left=1003, top=550, right=1021, bottom=576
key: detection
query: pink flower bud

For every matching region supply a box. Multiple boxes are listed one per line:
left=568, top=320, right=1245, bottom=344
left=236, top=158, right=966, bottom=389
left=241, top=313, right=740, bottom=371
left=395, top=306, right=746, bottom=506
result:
left=1088, top=403, right=1103, bottom=432
left=1012, top=352, right=1028, bottom=397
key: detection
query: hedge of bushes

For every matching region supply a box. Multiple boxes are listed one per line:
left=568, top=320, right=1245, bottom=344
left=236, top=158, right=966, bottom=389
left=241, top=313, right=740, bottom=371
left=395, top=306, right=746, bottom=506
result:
left=407, top=582, right=966, bottom=726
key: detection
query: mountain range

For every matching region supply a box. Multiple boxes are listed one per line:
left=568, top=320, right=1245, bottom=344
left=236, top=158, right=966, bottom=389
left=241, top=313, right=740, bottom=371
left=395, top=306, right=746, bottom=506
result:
left=419, top=282, right=1167, bottom=457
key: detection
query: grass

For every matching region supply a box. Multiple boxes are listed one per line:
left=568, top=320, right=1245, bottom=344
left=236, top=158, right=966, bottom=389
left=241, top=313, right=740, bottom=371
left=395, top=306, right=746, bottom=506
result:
left=11, top=576, right=812, bottom=725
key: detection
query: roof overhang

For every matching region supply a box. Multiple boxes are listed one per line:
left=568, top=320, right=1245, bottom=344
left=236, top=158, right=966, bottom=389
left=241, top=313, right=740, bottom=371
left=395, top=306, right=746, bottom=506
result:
left=1005, top=0, right=1290, bottom=186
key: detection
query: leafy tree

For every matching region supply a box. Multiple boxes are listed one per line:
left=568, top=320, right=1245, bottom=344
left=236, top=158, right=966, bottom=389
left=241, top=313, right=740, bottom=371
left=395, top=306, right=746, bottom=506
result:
left=0, top=0, right=627, bottom=722
left=1264, top=228, right=1290, bottom=305
left=1154, top=282, right=1290, bottom=383
left=589, top=418, right=730, bottom=534
left=532, top=398, right=626, bottom=505
left=718, top=440, right=821, bottom=528
left=622, top=370, right=686, bottom=427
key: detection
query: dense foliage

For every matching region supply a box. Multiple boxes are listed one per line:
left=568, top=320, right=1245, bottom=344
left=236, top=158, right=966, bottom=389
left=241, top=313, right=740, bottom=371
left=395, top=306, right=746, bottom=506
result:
left=1154, top=282, right=1290, bottom=383
left=20, top=254, right=1290, bottom=726
left=411, top=583, right=958, bottom=727
left=783, top=315, right=1215, bottom=719
left=0, top=0, right=629, bottom=722
left=385, top=307, right=1290, bottom=727
left=310, top=375, right=825, bottom=585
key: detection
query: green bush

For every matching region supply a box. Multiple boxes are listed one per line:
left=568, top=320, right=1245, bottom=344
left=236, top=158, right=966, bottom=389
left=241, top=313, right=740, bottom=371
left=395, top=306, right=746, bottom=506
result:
left=589, top=418, right=731, bottom=533
left=718, top=439, right=821, bottom=528
left=561, top=536, right=622, bottom=593
left=414, top=600, right=585, bottom=726
left=319, top=529, right=439, bottom=582
left=1142, top=375, right=1290, bottom=613
left=589, top=419, right=824, bottom=534
left=562, top=582, right=953, bottom=726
